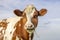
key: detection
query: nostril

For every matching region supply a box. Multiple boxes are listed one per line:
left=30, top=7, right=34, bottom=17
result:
left=28, top=25, right=32, bottom=27
left=30, top=25, right=33, bottom=27
left=28, top=25, right=33, bottom=28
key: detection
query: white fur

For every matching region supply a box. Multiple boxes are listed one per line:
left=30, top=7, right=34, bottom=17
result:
left=0, top=27, right=3, bottom=31
left=16, top=36, right=19, bottom=40
left=3, top=16, right=22, bottom=40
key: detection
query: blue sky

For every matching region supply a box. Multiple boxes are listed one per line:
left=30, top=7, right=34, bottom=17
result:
left=0, top=0, right=60, bottom=40
left=0, top=0, right=60, bottom=19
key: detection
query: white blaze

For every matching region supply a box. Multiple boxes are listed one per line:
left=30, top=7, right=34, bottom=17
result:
left=24, top=5, right=35, bottom=29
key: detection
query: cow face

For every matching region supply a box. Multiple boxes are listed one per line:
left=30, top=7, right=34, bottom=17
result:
left=14, top=5, right=47, bottom=33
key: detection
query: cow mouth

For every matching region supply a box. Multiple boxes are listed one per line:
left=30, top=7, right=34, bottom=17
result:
left=27, top=28, right=35, bottom=33
left=27, top=28, right=35, bottom=30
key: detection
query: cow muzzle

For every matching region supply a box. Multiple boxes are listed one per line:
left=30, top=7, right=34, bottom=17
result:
left=24, top=24, right=35, bottom=33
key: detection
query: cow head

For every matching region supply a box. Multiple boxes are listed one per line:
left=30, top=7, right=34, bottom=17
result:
left=14, top=5, right=47, bottom=33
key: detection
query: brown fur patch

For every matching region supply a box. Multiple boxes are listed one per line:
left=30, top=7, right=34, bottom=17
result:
left=0, top=19, right=8, bottom=40
left=0, top=19, right=8, bottom=29
left=12, top=13, right=30, bottom=40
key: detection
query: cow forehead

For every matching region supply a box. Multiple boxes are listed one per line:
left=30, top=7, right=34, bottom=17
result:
left=24, top=5, right=36, bottom=15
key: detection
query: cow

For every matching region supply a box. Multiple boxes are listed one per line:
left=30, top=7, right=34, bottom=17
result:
left=0, top=4, right=47, bottom=40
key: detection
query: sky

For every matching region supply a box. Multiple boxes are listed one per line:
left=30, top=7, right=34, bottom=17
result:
left=0, top=0, right=60, bottom=40
left=0, top=0, right=60, bottom=19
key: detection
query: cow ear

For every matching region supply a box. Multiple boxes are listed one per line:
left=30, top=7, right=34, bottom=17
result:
left=38, top=9, right=47, bottom=16
left=14, top=9, right=23, bottom=16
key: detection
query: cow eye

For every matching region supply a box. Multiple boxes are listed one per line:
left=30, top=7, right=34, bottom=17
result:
left=33, top=15, right=38, bottom=18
